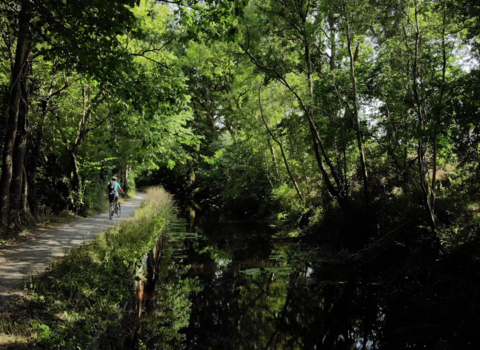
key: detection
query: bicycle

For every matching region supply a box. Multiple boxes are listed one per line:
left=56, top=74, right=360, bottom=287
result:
left=109, top=196, right=121, bottom=220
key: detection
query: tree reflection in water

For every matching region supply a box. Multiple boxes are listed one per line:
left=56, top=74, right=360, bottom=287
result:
left=137, top=214, right=480, bottom=350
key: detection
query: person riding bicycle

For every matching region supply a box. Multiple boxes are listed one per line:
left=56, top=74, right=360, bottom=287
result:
left=108, top=176, right=125, bottom=206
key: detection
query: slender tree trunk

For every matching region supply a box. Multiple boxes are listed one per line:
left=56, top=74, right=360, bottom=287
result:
left=305, top=44, right=313, bottom=98
left=22, top=166, right=27, bottom=212
left=431, top=1, right=447, bottom=212
left=67, top=82, right=88, bottom=210
left=258, top=88, right=304, bottom=202
left=205, top=110, right=216, bottom=132
left=329, top=16, right=336, bottom=72
left=124, top=164, right=129, bottom=194
left=26, top=125, right=43, bottom=220
left=225, top=123, right=237, bottom=143
left=27, top=84, right=53, bottom=220
left=403, top=146, right=409, bottom=185
left=0, top=22, right=16, bottom=164
left=267, top=139, right=280, bottom=178
left=297, top=90, right=349, bottom=211
left=0, top=0, right=32, bottom=228
left=303, top=21, right=348, bottom=212
left=412, top=0, right=435, bottom=230
left=302, top=14, right=345, bottom=196
left=345, top=14, right=369, bottom=207
left=10, top=57, right=30, bottom=215
left=0, top=91, right=8, bottom=161
left=69, top=150, right=81, bottom=197
left=264, top=149, right=274, bottom=189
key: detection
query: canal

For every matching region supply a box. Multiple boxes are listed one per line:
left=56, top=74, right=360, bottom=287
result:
left=135, top=213, right=480, bottom=349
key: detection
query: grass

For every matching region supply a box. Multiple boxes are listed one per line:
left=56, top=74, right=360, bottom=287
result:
left=0, top=187, right=176, bottom=349
left=82, top=195, right=110, bottom=217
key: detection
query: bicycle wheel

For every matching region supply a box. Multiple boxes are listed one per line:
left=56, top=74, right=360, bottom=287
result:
left=116, top=202, right=121, bottom=217
left=109, top=202, right=115, bottom=220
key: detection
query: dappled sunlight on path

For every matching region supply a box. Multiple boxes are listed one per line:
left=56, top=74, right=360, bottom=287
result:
left=0, top=192, right=146, bottom=308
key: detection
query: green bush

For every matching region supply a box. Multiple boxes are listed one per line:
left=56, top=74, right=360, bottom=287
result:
left=81, top=178, right=110, bottom=216
left=270, top=184, right=304, bottom=224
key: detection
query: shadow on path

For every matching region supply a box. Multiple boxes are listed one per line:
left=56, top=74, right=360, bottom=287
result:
left=0, top=192, right=146, bottom=308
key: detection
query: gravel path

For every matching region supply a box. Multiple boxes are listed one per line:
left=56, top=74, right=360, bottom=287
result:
left=0, top=192, right=146, bottom=308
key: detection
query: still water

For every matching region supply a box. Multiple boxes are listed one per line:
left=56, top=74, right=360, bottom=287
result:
left=136, top=214, right=479, bottom=350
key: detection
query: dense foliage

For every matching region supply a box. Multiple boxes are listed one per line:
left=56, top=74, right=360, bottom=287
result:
left=1, top=1, right=480, bottom=348
left=145, top=0, right=480, bottom=250
left=0, top=0, right=196, bottom=233
left=1, top=0, right=480, bottom=250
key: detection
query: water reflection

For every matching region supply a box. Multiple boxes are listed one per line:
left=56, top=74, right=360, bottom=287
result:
left=136, top=214, right=480, bottom=350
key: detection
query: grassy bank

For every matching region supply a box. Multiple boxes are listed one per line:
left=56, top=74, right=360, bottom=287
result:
left=0, top=187, right=176, bottom=349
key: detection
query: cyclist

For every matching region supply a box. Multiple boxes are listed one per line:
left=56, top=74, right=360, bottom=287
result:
left=108, top=176, right=125, bottom=207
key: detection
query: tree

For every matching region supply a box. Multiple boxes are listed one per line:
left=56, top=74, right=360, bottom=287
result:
left=0, top=0, right=140, bottom=228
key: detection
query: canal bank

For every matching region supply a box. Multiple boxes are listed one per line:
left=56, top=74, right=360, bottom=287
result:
left=0, top=188, right=176, bottom=349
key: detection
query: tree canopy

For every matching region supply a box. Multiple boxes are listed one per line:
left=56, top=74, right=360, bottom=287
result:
left=0, top=0, right=479, bottom=252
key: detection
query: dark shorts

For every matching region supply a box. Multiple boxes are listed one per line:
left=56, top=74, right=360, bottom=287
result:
left=109, top=193, right=119, bottom=202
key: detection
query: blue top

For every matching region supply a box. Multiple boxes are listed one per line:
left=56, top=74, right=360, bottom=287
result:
left=114, top=182, right=120, bottom=195
left=110, top=181, right=121, bottom=195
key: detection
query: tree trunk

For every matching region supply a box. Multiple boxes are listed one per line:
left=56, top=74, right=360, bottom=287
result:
left=264, top=150, right=274, bottom=189
left=0, top=22, right=16, bottom=167
left=69, top=150, right=81, bottom=212
left=124, top=164, right=129, bottom=194
left=431, top=1, right=448, bottom=214
left=412, top=0, right=435, bottom=230
left=329, top=16, right=336, bottom=72
left=345, top=15, right=369, bottom=207
left=22, top=165, right=28, bottom=213
left=0, top=88, right=8, bottom=162
left=0, top=0, right=32, bottom=229
left=10, top=57, right=30, bottom=215
left=27, top=104, right=46, bottom=221
left=70, top=152, right=81, bottom=194
left=303, top=24, right=348, bottom=212
left=301, top=10, right=345, bottom=196
left=26, top=137, right=42, bottom=220
left=267, top=139, right=280, bottom=178
left=258, top=88, right=304, bottom=202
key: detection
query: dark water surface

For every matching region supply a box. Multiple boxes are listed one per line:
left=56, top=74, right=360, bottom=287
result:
left=136, top=214, right=479, bottom=349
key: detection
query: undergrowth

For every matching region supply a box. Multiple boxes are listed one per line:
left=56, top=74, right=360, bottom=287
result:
left=0, top=187, right=176, bottom=349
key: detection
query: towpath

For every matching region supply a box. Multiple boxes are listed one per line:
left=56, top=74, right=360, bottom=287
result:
left=0, top=192, right=146, bottom=308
